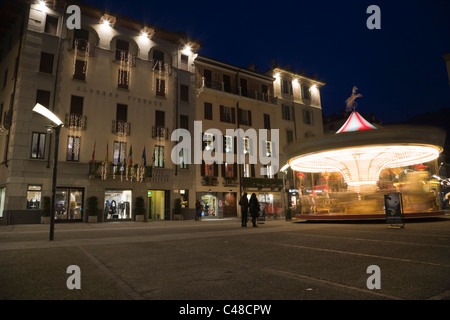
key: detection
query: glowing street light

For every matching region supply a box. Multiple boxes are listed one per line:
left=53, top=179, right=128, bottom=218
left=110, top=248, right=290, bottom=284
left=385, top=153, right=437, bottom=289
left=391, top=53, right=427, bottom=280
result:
left=33, top=103, right=64, bottom=241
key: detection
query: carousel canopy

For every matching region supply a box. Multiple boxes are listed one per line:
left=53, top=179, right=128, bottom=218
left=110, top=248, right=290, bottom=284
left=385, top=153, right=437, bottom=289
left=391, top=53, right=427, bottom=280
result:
left=336, top=111, right=377, bottom=134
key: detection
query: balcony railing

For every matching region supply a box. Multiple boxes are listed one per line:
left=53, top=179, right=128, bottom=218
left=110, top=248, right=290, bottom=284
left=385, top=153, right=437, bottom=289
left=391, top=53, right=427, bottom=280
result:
left=223, top=177, right=239, bottom=187
left=112, top=120, right=131, bottom=136
left=152, top=126, right=169, bottom=140
left=199, top=77, right=277, bottom=104
left=65, top=113, right=87, bottom=131
left=89, top=161, right=152, bottom=182
left=202, top=176, right=219, bottom=186
left=241, top=177, right=284, bottom=190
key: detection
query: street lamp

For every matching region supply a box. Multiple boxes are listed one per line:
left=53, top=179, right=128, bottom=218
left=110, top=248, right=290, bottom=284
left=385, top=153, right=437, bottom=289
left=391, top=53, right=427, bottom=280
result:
left=280, top=164, right=290, bottom=221
left=33, top=103, right=64, bottom=241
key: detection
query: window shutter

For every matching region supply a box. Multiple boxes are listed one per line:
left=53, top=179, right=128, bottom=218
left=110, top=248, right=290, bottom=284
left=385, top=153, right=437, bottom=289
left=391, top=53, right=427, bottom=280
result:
left=248, top=110, right=252, bottom=126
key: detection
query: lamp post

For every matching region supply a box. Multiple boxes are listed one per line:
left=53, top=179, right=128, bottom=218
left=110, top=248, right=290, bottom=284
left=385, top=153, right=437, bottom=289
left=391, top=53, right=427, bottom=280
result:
left=281, top=164, right=290, bottom=221
left=33, top=103, right=63, bottom=241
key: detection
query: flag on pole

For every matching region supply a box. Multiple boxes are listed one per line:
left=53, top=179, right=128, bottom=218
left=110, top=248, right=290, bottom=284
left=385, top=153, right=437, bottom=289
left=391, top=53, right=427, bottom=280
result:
left=91, top=141, right=96, bottom=162
left=128, top=145, right=133, bottom=166
left=142, top=146, right=147, bottom=166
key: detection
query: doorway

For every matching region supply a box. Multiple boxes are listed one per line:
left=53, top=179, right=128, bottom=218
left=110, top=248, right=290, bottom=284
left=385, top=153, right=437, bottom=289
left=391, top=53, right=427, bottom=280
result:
left=148, top=190, right=169, bottom=220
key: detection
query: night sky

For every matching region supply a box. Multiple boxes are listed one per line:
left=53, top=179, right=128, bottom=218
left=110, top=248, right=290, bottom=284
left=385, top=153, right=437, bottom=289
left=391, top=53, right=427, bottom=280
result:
left=56, top=0, right=450, bottom=123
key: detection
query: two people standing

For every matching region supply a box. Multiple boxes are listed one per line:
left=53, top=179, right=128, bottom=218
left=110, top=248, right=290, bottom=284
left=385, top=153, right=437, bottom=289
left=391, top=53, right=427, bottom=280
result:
left=239, top=192, right=260, bottom=227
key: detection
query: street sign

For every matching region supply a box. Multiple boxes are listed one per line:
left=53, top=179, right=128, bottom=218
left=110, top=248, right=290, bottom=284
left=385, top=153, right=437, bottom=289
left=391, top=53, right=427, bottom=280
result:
left=384, top=192, right=405, bottom=228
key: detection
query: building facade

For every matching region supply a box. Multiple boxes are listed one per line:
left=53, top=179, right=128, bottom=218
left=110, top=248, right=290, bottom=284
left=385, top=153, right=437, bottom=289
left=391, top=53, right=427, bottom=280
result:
left=0, top=0, right=325, bottom=224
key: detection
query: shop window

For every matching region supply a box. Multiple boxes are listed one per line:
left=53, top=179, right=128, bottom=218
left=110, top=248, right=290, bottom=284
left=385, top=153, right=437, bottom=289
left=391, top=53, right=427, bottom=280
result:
left=56, top=188, right=84, bottom=221
left=26, top=185, right=42, bottom=210
left=31, top=132, right=46, bottom=159
left=104, top=190, right=132, bottom=220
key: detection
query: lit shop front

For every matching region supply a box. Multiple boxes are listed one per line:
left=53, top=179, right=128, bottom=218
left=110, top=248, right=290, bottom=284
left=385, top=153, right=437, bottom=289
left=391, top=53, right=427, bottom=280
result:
left=55, top=188, right=84, bottom=221
left=104, top=189, right=132, bottom=220
left=286, top=112, right=446, bottom=217
left=197, top=192, right=237, bottom=218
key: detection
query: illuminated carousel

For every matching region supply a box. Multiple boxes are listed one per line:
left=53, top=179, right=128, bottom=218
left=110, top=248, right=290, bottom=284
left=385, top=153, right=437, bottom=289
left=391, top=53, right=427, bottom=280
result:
left=286, top=88, right=447, bottom=220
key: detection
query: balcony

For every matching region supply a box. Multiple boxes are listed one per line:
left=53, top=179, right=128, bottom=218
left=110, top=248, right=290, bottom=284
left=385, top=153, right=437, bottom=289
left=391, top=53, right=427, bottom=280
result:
left=152, top=126, right=169, bottom=140
left=223, top=177, right=239, bottom=187
left=112, top=120, right=131, bottom=136
left=241, top=177, right=284, bottom=191
left=65, top=113, right=87, bottom=131
left=198, top=77, right=277, bottom=104
left=89, top=161, right=152, bottom=181
left=202, top=176, right=219, bottom=186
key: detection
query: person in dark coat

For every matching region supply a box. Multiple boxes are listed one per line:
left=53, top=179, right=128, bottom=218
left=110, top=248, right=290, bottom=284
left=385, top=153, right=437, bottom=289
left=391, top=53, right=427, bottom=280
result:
left=249, top=193, right=260, bottom=227
left=239, top=193, right=249, bottom=227
left=195, top=199, right=202, bottom=221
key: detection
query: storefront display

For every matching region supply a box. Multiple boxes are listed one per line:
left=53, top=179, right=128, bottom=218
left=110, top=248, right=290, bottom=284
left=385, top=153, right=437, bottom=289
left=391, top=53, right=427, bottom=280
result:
left=104, top=190, right=132, bottom=220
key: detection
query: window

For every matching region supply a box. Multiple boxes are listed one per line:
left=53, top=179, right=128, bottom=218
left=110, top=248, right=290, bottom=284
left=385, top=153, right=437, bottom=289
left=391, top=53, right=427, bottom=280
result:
left=281, top=78, right=292, bottom=95
left=154, top=145, right=164, bottom=168
left=152, top=49, right=165, bottom=70
left=303, top=109, right=314, bottom=125
left=204, top=102, right=213, bottom=120
left=180, top=54, right=188, bottom=71
left=36, top=90, right=51, bottom=108
left=223, top=74, right=231, bottom=92
left=238, top=109, right=252, bottom=126
left=70, top=95, right=83, bottom=115
left=220, top=105, right=235, bottom=123
left=243, top=164, right=255, bottom=178
left=203, top=133, right=214, bottom=151
left=180, top=115, right=188, bottom=130
left=66, top=136, right=81, bottom=162
left=223, top=163, right=237, bottom=178
left=201, top=161, right=218, bottom=177
left=74, top=59, right=87, bottom=81
left=155, top=110, right=165, bottom=127
left=26, top=185, right=42, bottom=210
left=113, top=141, right=127, bottom=165
left=118, top=69, right=130, bottom=89
left=115, top=39, right=129, bottom=61
left=72, top=29, right=89, bottom=51
left=287, top=130, right=294, bottom=144
left=302, top=84, right=311, bottom=100
left=180, top=84, right=189, bottom=102
left=44, top=15, right=58, bottom=35
left=156, top=78, right=166, bottom=97
left=39, top=52, right=54, bottom=74
left=263, top=114, right=271, bottom=130
left=282, top=104, right=291, bottom=121
left=179, top=149, right=189, bottom=169
left=224, top=135, right=233, bottom=154
left=31, top=132, right=46, bottom=159
left=265, top=141, right=272, bottom=157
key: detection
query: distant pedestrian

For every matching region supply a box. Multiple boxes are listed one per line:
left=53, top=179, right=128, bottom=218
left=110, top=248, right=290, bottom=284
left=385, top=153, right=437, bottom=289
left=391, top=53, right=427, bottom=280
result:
left=195, top=199, right=202, bottom=221
left=239, top=193, right=249, bottom=227
left=249, top=193, right=260, bottom=227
